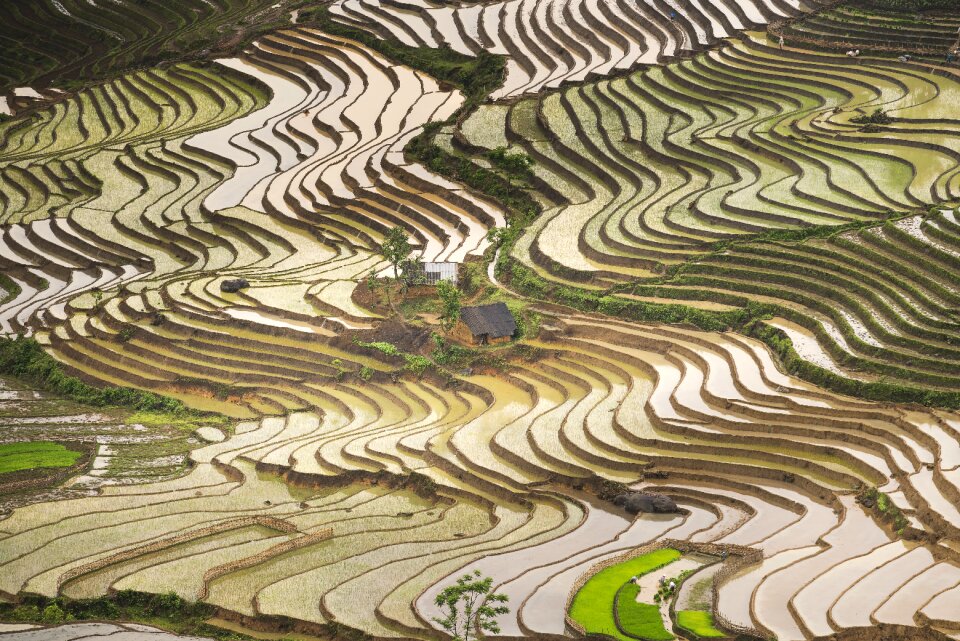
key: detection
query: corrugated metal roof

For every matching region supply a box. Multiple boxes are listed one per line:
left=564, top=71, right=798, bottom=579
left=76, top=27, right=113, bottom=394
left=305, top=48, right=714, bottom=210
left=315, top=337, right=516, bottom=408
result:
left=403, top=262, right=458, bottom=285
left=424, top=262, right=458, bottom=285
left=460, top=302, right=516, bottom=339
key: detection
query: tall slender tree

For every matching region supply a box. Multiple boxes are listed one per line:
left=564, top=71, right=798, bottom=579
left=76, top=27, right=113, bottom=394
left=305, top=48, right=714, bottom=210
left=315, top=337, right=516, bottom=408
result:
left=434, top=571, right=509, bottom=641
left=436, top=279, right=462, bottom=331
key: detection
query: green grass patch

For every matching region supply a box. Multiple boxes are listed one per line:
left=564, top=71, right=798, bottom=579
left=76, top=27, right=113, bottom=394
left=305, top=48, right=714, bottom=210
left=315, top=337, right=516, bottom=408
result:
left=569, top=548, right=681, bottom=641
left=0, top=441, right=82, bottom=475
left=616, top=584, right=673, bottom=640
left=675, top=611, right=726, bottom=638
left=354, top=339, right=431, bottom=375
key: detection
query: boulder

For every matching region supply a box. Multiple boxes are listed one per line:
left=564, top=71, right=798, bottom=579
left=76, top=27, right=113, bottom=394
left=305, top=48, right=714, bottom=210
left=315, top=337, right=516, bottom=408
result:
left=220, top=278, right=249, bottom=293
left=612, top=492, right=678, bottom=515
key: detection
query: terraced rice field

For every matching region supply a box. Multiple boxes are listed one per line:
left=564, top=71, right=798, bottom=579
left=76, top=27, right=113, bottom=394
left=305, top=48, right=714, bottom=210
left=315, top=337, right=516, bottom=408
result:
left=0, top=0, right=303, bottom=91
left=451, top=33, right=960, bottom=393
left=1, top=4, right=960, bottom=641
left=780, top=5, right=960, bottom=57
left=0, top=375, right=212, bottom=514
left=326, top=0, right=809, bottom=99
left=457, top=34, right=960, bottom=283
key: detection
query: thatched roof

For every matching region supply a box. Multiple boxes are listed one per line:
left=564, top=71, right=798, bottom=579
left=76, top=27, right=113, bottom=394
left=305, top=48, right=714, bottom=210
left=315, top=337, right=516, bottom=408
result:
left=460, top=302, right=516, bottom=339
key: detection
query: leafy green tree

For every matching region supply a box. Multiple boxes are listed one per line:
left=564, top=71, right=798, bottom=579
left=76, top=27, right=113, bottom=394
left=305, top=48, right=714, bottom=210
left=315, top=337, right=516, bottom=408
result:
left=402, top=258, right=427, bottom=287
left=437, top=279, right=462, bottom=331
left=380, top=227, right=412, bottom=281
left=486, top=226, right=507, bottom=247
left=433, top=571, right=509, bottom=641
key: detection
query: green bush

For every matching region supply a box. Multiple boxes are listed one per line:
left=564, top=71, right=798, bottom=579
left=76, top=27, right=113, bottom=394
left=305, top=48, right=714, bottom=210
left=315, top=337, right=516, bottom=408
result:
left=486, top=147, right=535, bottom=180
left=41, top=604, right=66, bottom=624
left=9, top=605, right=40, bottom=622
left=0, top=273, right=21, bottom=305
left=851, top=108, right=892, bottom=125
left=355, top=339, right=431, bottom=376
left=857, top=487, right=910, bottom=533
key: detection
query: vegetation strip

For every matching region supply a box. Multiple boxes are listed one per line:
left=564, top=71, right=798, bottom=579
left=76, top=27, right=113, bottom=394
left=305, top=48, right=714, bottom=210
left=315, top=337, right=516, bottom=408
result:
left=0, top=442, right=81, bottom=475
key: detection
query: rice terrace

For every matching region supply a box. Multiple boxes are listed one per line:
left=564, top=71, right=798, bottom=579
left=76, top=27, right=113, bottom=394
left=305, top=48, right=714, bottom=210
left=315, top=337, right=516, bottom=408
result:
left=2, top=0, right=960, bottom=639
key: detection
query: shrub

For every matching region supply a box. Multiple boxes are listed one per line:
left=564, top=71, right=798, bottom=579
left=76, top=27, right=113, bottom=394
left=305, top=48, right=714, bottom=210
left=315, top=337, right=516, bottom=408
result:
left=0, top=273, right=22, bottom=304
left=432, top=334, right=476, bottom=367
left=857, top=487, right=910, bottom=533
left=9, top=605, right=40, bottom=622
left=41, top=604, right=66, bottom=624
left=486, top=147, right=534, bottom=180
left=355, top=340, right=401, bottom=357
left=851, top=108, right=892, bottom=125
left=116, top=325, right=136, bottom=343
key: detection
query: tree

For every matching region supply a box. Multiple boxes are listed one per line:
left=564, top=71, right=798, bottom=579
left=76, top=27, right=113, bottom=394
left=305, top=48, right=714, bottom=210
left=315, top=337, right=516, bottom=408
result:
left=380, top=227, right=412, bottom=281
left=436, top=279, right=462, bottom=331
left=486, top=226, right=507, bottom=247
left=401, top=257, right=427, bottom=289
left=433, top=571, right=509, bottom=641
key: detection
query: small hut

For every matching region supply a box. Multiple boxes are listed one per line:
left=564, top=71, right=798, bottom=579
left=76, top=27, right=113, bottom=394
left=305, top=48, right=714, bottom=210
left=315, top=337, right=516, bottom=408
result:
left=452, top=302, right=516, bottom=345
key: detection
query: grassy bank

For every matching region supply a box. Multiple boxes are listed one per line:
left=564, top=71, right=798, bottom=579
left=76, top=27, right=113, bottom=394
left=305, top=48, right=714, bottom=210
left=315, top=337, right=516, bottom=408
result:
left=0, top=336, right=187, bottom=414
left=0, top=592, right=257, bottom=641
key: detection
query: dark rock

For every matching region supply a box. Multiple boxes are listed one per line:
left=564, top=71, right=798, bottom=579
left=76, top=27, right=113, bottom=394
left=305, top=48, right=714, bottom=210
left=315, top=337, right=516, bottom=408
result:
left=220, top=278, right=249, bottom=293
left=612, top=492, right=679, bottom=515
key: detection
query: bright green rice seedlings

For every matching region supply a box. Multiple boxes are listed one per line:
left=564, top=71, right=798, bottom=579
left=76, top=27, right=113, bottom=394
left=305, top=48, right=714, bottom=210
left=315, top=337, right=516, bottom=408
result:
left=0, top=441, right=82, bottom=475
left=675, top=610, right=726, bottom=638
left=569, top=548, right=681, bottom=641
left=617, top=583, right=674, bottom=640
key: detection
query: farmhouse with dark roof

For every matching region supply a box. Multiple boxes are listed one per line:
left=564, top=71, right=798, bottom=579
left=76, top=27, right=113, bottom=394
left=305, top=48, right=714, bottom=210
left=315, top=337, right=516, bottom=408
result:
left=452, top=302, right=517, bottom=345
